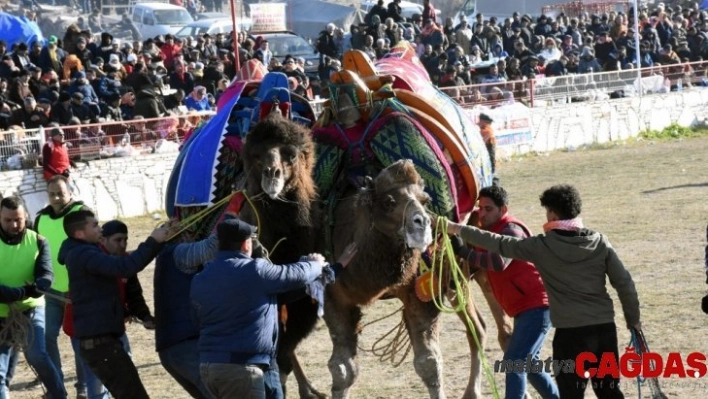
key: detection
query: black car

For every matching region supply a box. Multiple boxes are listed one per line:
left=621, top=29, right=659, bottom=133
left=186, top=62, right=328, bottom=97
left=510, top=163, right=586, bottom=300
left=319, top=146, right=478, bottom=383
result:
left=249, top=31, right=319, bottom=77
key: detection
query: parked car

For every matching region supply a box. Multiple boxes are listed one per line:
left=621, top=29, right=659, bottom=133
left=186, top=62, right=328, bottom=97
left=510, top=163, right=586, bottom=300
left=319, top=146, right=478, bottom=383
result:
left=249, top=31, right=319, bottom=77
left=175, top=18, right=252, bottom=38
left=132, top=3, right=194, bottom=39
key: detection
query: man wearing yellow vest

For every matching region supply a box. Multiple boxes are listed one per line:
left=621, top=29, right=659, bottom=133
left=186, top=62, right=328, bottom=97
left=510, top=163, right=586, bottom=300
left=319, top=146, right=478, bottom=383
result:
left=0, top=196, right=66, bottom=399
left=34, top=175, right=90, bottom=399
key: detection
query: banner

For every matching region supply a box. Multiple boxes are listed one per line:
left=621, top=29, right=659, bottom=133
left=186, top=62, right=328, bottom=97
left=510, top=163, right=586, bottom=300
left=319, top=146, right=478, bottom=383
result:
left=249, top=3, right=287, bottom=32
left=464, top=103, right=534, bottom=155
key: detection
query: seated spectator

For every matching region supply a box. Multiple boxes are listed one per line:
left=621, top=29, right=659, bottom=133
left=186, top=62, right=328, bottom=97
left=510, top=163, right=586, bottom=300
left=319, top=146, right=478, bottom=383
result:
left=546, top=56, right=569, bottom=76
left=490, top=43, right=509, bottom=59
left=163, top=89, right=185, bottom=113
left=539, top=37, right=562, bottom=64
left=69, top=92, right=96, bottom=123
left=68, top=71, right=99, bottom=104
left=480, top=64, right=506, bottom=91
left=577, top=48, right=601, bottom=73
left=184, top=86, right=210, bottom=111
left=134, top=84, right=166, bottom=119
left=521, top=55, right=543, bottom=78
left=10, top=96, right=49, bottom=128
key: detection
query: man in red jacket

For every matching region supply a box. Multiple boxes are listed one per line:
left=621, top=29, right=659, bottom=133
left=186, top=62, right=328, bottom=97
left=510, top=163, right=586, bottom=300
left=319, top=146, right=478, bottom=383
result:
left=451, top=185, right=559, bottom=399
left=42, top=127, right=75, bottom=181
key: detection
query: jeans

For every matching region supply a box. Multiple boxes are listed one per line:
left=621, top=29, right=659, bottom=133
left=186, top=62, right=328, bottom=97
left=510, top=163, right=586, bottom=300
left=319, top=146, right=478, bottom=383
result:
left=79, top=336, right=148, bottom=399
left=72, top=334, right=131, bottom=399
left=158, top=338, right=211, bottom=399
left=553, top=322, right=625, bottom=399
left=200, top=363, right=265, bottom=399
left=503, top=307, right=559, bottom=399
left=0, top=306, right=66, bottom=399
left=264, top=357, right=283, bottom=399
left=45, top=290, right=86, bottom=393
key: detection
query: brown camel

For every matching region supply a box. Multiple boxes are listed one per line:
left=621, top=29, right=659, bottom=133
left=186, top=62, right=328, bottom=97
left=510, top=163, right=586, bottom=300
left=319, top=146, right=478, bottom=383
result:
left=238, top=113, right=326, bottom=398
left=238, top=113, right=512, bottom=398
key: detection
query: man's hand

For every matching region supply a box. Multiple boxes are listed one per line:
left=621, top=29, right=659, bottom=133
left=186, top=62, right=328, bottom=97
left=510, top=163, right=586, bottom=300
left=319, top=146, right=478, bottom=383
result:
left=336, top=243, right=358, bottom=268
left=304, top=253, right=326, bottom=263
left=449, top=235, right=465, bottom=256
left=447, top=220, right=462, bottom=235
left=630, top=321, right=642, bottom=331
left=150, top=227, right=169, bottom=243
left=61, top=169, right=70, bottom=178
left=23, top=284, right=42, bottom=299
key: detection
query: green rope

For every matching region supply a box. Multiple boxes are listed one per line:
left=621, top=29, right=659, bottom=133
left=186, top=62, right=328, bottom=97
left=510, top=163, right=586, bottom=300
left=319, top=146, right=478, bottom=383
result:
left=429, top=216, right=501, bottom=399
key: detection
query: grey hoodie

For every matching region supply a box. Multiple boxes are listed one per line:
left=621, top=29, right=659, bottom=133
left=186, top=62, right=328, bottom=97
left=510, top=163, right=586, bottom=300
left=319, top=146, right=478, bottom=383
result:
left=460, top=226, right=640, bottom=329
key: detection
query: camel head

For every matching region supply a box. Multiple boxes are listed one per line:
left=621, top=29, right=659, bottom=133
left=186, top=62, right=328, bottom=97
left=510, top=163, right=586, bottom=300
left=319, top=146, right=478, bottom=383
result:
left=357, top=160, right=433, bottom=251
left=242, top=113, right=315, bottom=201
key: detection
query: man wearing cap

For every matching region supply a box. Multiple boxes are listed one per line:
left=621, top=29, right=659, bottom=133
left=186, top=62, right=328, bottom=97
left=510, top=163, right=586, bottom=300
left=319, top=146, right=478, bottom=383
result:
left=39, top=36, right=63, bottom=76
left=0, top=196, right=67, bottom=399
left=74, top=38, right=93, bottom=70
left=34, top=175, right=91, bottom=397
left=191, top=218, right=355, bottom=399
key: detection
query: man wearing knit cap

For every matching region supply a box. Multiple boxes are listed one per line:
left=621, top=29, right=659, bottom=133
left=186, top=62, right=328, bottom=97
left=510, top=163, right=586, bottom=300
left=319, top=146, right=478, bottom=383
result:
left=191, top=218, right=356, bottom=399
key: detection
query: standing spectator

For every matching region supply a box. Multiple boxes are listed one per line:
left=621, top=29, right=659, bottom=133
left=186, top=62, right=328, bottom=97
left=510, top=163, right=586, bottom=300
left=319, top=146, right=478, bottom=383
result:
left=386, top=0, right=403, bottom=23
left=365, top=0, right=387, bottom=26
left=161, top=35, right=182, bottom=70
left=421, top=0, right=436, bottom=24
left=41, top=129, right=75, bottom=181
left=478, top=113, right=496, bottom=175
left=34, top=175, right=90, bottom=397
left=0, top=196, right=67, bottom=399
left=58, top=210, right=168, bottom=399
left=39, top=36, right=64, bottom=77
left=446, top=184, right=641, bottom=399
left=450, top=185, right=560, bottom=399
left=317, top=23, right=339, bottom=80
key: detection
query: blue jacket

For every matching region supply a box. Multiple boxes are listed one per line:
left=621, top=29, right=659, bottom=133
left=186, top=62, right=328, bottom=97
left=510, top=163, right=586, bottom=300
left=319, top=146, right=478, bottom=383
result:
left=184, top=95, right=210, bottom=111
left=154, top=236, right=218, bottom=352
left=58, top=237, right=162, bottom=338
left=191, top=251, right=323, bottom=366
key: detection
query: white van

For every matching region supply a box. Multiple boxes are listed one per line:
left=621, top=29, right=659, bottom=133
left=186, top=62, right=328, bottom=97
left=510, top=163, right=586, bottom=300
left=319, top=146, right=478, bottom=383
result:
left=174, top=17, right=253, bottom=39
left=132, top=3, right=194, bottom=39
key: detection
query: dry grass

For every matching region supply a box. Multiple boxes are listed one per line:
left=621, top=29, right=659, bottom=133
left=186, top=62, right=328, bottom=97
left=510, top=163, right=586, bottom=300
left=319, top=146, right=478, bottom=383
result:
left=9, top=137, right=708, bottom=398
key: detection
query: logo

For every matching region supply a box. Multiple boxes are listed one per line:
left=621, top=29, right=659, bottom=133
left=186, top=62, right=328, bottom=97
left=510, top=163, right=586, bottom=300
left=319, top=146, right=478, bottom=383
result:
left=576, top=349, right=707, bottom=379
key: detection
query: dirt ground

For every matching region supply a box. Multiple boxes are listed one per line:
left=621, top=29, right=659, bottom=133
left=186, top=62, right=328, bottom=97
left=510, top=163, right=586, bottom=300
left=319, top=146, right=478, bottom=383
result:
left=9, top=136, right=708, bottom=398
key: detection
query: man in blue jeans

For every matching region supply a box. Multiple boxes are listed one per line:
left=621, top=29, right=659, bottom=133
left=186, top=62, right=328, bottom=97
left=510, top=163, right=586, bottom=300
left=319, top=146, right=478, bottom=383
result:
left=0, top=196, right=66, bottom=399
left=450, top=185, right=559, bottom=399
left=34, top=175, right=90, bottom=399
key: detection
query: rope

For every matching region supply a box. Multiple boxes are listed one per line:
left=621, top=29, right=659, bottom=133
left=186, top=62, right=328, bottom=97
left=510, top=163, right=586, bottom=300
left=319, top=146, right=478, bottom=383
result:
left=357, top=306, right=412, bottom=366
left=629, top=327, right=668, bottom=399
left=430, top=216, right=501, bottom=399
left=163, top=190, right=262, bottom=242
left=0, top=306, right=34, bottom=350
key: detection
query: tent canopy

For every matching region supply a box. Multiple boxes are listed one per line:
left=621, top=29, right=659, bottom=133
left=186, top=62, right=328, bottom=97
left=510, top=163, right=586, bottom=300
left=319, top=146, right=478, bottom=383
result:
left=0, top=12, right=44, bottom=47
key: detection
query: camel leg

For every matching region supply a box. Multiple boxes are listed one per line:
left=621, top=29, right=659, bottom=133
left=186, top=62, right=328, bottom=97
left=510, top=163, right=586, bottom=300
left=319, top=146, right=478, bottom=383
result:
left=447, top=285, right=486, bottom=399
left=278, top=297, right=328, bottom=399
left=473, top=271, right=513, bottom=351
left=323, top=287, right=362, bottom=399
left=401, top=289, right=445, bottom=399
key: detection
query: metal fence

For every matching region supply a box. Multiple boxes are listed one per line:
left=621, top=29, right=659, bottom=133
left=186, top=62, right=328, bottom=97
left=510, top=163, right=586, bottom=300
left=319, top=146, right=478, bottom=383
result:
left=442, top=60, right=708, bottom=109
left=0, top=112, right=215, bottom=171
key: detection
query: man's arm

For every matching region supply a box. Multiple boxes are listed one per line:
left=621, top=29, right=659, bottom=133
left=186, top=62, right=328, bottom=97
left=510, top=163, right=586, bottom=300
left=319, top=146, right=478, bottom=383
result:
left=450, top=223, right=542, bottom=264
left=173, top=235, right=218, bottom=274
left=84, top=238, right=163, bottom=277
left=256, top=259, right=324, bottom=294
left=454, top=223, right=527, bottom=272
left=605, top=242, right=640, bottom=329
left=125, top=275, right=153, bottom=323
left=33, top=237, right=54, bottom=291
